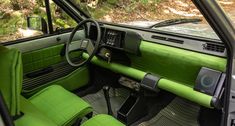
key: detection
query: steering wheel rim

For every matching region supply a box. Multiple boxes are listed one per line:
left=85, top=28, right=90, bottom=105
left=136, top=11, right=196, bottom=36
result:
left=65, top=19, right=101, bottom=67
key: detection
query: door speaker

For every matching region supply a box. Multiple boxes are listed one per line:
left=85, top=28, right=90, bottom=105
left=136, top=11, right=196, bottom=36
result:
left=194, top=67, right=222, bottom=96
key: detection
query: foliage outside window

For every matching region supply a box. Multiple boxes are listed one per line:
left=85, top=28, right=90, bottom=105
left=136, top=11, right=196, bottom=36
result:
left=73, top=0, right=235, bottom=39
left=0, top=0, right=77, bottom=43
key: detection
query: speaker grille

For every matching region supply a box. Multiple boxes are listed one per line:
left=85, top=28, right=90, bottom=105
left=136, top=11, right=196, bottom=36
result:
left=194, top=67, right=222, bottom=96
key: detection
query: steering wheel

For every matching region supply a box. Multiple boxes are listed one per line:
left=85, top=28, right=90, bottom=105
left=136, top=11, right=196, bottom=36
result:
left=65, top=19, right=101, bottom=67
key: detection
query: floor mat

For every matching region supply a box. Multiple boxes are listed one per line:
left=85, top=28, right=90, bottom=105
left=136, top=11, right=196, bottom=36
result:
left=82, top=88, right=130, bottom=117
left=139, top=97, right=200, bottom=126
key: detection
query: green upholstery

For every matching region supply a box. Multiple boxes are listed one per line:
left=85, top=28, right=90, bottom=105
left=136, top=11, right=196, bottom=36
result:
left=81, top=114, right=125, bottom=126
left=158, top=79, right=212, bottom=107
left=83, top=54, right=214, bottom=107
left=0, top=45, right=93, bottom=126
left=15, top=96, right=57, bottom=126
left=22, top=44, right=81, bottom=73
left=23, top=66, right=90, bottom=96
left=29, top=85, right=92, bottom=126
left=130, top=41, right=226, bottom=86
left=82, top=41, right=227, bottom=108
left=0, top=46, right=22, bottom=116
left=83, top=53, right=146, bottom=80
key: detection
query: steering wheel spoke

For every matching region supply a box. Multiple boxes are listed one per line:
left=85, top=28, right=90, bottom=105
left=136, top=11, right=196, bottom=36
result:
left=68, top=40, right=82, bottom=52
left=83, top=39, right=95, bottom=56
left=65, top=19, right=101, bottom=67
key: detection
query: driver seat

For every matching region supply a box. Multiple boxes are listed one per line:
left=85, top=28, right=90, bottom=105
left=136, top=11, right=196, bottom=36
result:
left=0, top=45, right=92, bottom=126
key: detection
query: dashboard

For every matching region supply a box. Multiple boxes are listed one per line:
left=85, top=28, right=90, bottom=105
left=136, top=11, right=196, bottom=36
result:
left=89, top=23, right=226, bottom=57
left=89, top=25, right=142, bottom=55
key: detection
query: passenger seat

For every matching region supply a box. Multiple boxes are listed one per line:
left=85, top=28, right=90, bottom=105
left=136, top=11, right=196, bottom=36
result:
left=81, top=114, right=125, bottom=126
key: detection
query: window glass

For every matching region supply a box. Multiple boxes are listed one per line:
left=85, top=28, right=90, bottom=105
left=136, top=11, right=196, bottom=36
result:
left=0, top=0, right=77, bottom=43
left=0, top=0, right=46, bottom=42
left=50, top=2, right=77, bottom=30
left=73, top=0, right=226, bottom=39
left=218, top=0, right=235, bottom=27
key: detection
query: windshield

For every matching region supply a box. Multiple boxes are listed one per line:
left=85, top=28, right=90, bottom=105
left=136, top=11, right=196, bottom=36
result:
left=72, top=0, right=235, bottom=40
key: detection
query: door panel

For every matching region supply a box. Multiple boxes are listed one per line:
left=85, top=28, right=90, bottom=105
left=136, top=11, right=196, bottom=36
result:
left=22, top=44, right=80, bottom=73
left=7, top=31, right=89, bottom=95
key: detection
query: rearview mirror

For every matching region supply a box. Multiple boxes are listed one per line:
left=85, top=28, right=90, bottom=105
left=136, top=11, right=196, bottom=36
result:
left=27, top=16, right=48, bottom=34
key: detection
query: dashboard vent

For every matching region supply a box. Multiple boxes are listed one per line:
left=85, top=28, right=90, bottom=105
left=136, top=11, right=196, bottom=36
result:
left=203, top=43, right=225, bottom=53
left=151, top=35, right=184, bottom=44
left=151, top=35, right=166, bottom=40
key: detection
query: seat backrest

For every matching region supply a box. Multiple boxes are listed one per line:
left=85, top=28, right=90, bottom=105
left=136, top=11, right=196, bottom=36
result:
left=0, top=45, right=22, bottom=116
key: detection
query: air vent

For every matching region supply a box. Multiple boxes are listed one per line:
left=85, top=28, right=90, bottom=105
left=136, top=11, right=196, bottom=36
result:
left=203, top=43, right=225, bottom=53
left=151, top=35, right=184, bottom=44
left=167, top=38, right=184, bottom=44
left=151, top=35, right=166, bottom=40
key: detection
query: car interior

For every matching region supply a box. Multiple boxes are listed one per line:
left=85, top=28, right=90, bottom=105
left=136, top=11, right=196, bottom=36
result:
left=0, top=1, right=228, bottom=126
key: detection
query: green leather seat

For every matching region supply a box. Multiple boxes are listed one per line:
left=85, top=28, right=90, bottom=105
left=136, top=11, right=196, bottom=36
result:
left=81, top=114, right=125, bottom=126
left=0, top=46, right=92, bottom=126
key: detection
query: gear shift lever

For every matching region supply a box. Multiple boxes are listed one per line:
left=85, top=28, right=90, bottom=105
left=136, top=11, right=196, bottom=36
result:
left=103, top=86, right=113, bottom=115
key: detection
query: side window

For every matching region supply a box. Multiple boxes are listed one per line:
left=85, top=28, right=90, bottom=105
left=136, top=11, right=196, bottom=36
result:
left=0, top=0, right=77, bottom=43
left=0, top=0, right=46, bottom=42
left=50, top=2, right=77, bottom=31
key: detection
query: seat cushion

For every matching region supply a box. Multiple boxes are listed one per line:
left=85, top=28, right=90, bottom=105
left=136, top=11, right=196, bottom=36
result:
left=81, top=114, right=125, bottom=126
left=29, top=85, right=92, bottom=126
left=15, top=96, right=57, bottom=126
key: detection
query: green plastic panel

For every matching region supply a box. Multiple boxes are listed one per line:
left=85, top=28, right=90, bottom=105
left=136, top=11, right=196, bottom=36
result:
left=22, top=44, right=81, bottom=73
left=129, top=41, right=227, bottom=86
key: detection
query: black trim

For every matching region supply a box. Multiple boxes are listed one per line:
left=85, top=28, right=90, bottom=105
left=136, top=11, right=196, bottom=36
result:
left=211, top=73, right=226, bottom=109
left=45, top=0, right=54, bottom=34
left=140, top=73, right=161, bottom=92
left=67, top=0, right=90, bottom=18
left=0, top=92, right=14, bottom=126
left=25, top=67, right=54, bottom=78
left=101, top=21, right=222, bottom=44
left=12, top=112, right=24, bottom=120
